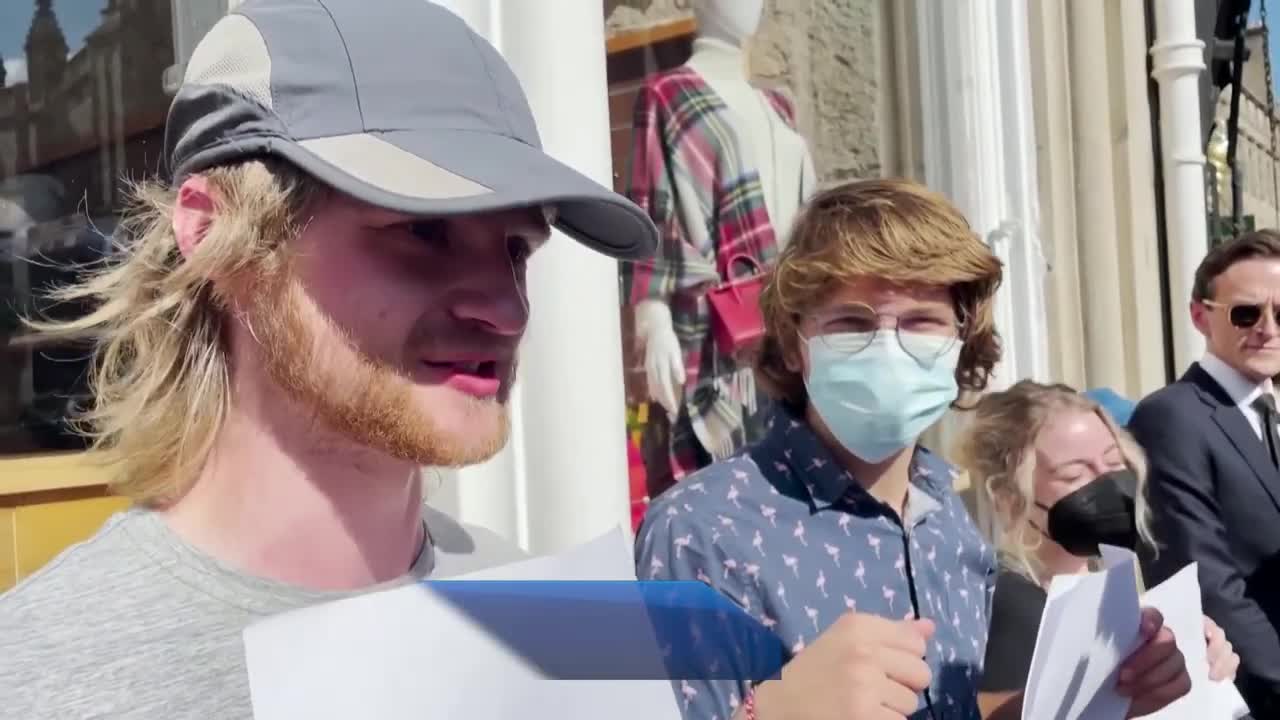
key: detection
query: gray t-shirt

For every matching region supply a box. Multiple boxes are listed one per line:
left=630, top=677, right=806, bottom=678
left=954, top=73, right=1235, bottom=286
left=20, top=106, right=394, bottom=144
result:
left=0, top=504, right=528, bottom=719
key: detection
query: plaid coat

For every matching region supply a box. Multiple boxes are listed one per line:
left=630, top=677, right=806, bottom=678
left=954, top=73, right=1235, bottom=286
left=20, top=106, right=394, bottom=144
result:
left=620, top=66, right=815, bottom=481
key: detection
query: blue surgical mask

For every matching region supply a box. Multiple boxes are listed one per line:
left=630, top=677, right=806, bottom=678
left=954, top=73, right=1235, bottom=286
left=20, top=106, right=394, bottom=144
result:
left=804, top=331, right=961, bottom=463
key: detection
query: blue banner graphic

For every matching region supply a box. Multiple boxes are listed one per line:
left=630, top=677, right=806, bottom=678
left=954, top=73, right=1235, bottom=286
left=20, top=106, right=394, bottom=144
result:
left=421, top=580, right=786, bottom=681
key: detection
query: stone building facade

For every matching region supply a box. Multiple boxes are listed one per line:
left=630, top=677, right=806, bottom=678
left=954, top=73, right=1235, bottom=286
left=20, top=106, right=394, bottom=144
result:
left=0, top=0, right=173, bottom=235
left=604, top=0, right=890, bottom=187
left=1208, top=25, right=1280, bottom=234
left=1, top=0, right=174, bottom=455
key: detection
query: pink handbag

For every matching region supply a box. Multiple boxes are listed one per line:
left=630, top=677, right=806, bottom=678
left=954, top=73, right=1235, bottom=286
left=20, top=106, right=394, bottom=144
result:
left=705, top=253, right=767, bottom=357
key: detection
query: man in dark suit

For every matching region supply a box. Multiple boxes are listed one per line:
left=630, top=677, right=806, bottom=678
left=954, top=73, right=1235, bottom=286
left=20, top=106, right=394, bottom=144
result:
left=1130, top=230, right=1280, bottom=716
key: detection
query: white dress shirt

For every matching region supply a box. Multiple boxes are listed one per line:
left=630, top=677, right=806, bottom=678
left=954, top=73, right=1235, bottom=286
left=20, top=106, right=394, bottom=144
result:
left=1200, top=352, right=1275, bottom=440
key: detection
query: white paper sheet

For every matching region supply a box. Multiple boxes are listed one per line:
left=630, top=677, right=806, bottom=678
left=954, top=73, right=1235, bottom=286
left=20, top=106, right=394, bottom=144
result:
left=1023, top=546, right=1250, bottom=720
left=1131, top=563, right=1251, bottom=720
left=1022, top=545, right=1140, bottom=720
left=243, top=527, right=683, bottom=720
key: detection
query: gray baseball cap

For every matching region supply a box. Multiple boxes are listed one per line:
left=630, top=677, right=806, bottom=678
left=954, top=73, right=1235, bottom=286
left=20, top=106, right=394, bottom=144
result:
left=164, top=0, right=657, bottom=260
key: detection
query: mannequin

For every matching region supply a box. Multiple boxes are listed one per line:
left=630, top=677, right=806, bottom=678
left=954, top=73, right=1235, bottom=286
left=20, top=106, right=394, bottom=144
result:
left=686, top=4, right=809, bottom=251
left=621, top=0, right=817, bottom=496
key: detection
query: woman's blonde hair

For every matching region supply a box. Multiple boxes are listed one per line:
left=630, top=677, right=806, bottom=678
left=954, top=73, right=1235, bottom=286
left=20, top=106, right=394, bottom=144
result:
left=755, top=178, right=1004, bottom=410
left=953, top=380, right=1156, bottom=582
left=24, top=159, right=322, bottom=506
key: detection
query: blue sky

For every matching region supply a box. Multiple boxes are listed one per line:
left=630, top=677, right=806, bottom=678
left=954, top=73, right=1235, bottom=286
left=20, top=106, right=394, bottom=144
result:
left=1, top=1, right=108, bottom=85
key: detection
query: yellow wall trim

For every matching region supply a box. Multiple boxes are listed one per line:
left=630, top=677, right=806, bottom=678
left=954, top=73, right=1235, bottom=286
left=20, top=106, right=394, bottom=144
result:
left=1, top=452, right=113, bottom=496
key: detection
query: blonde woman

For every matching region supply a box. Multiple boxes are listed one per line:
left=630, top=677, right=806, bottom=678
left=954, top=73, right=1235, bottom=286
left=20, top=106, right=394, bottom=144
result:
left=956, top=380, right=1242, bottom=718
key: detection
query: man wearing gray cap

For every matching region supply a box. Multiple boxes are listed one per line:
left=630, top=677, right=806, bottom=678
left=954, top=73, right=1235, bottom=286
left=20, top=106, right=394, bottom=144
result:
left=0, top=0, right=655, bottom=717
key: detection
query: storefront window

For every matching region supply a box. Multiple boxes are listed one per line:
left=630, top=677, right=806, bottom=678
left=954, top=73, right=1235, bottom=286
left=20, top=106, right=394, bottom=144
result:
left=605, top=0, right=893, bottom=502
left=0, top=0, right=197, bottom=457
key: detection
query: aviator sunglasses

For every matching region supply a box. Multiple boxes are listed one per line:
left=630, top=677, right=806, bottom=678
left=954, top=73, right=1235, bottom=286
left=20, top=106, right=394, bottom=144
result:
left=1202, top=299, right=1280, bottom=329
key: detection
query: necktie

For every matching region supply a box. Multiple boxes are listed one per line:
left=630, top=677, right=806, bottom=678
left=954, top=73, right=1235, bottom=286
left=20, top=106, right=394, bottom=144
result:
left=1251, top=394, right=1280, bottom=468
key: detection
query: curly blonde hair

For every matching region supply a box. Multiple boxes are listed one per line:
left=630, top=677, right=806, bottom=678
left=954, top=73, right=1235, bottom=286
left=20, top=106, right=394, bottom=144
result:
left=24, top=159, right=323, bottom=506
left=953, top=380, right=1156, bottom=582
left=755, top=178, right=1004, bottom=410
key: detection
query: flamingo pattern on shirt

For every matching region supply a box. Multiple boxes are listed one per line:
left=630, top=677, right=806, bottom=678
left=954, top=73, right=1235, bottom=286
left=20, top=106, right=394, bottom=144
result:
left=636, top=406, right=996, bottom=720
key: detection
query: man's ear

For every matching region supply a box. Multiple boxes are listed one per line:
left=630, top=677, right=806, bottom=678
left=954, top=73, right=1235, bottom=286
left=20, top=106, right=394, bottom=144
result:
left=1190, top=299, right=1211, bottom=339
left=173, top=175, right=216, bottom=259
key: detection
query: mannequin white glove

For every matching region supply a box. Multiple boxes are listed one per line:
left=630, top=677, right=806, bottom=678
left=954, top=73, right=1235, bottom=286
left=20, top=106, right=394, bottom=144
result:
left=635, top=299, right=686, bottom=421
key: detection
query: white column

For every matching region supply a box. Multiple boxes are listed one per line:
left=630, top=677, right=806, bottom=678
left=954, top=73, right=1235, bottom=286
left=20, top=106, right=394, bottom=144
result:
left=429, top=0, right=631, bottom=555
left=1025, top=0, right=1088, bottom=390
left=914, top=0, right=1050, bottom=391
left=913, top=0, right=1048, bottom=538
left=1151, top=0, right=1209, bottom=374
left=1069, top=2, right=1130, bottom=393
left=994, top=1, right=1051, bottom=390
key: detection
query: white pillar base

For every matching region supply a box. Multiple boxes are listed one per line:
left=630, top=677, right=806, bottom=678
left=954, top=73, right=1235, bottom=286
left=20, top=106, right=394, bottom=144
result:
left=427, top=0, right=632, bottom=555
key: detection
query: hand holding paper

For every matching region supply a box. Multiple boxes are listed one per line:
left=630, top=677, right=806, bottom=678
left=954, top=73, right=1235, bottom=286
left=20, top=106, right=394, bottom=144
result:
left=1139, top=563, right=1251, bottom=720
left=1021, top=545, right=1142, bottom=719
left=753, top=613, right=935, bottom=719
left=1021, top=545, right=1250, bottom=720
left=1203, top=617, right=1241, bottom=684
left=1115, top=608, right=1190, bottom=717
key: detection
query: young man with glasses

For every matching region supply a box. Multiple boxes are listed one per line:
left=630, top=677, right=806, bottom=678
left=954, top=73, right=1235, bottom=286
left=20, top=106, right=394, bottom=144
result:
left=638, top=179, right=1190, bottom=720
left=1131, top=229, right=1280, bottom=717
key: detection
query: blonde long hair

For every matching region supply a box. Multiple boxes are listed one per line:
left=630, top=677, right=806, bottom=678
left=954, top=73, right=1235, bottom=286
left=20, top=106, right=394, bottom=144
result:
left=953, top=380, right=1156, bottom=582
left=24, top=159, right=322, bottom=505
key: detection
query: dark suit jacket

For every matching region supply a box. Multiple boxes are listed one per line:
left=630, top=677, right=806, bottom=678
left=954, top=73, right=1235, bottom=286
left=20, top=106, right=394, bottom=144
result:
left=1130, top=363, right=1280, bottom=716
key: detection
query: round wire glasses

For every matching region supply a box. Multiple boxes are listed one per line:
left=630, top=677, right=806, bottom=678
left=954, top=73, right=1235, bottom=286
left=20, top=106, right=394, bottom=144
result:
left=806, top=302, right=963, bottom=363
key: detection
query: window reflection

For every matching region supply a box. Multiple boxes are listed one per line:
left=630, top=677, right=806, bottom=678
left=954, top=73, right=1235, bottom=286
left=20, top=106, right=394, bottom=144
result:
left=1, top=0, right=174, bottom=455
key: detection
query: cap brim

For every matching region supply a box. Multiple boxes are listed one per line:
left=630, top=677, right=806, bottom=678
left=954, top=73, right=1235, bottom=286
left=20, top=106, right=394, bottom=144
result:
left=266, top=129, right=656, bottom=260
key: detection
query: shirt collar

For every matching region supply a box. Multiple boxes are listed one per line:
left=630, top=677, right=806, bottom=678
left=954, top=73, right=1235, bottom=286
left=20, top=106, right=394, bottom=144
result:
left=752, top=405, right=950, bottom=520
left=1201, top=351, right=1272, bottom=409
